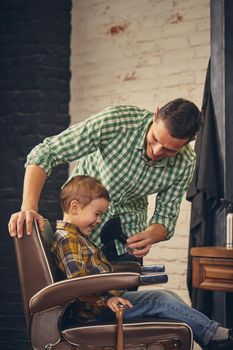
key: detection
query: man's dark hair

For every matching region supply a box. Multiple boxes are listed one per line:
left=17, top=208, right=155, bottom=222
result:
left=157, top=98, right=201, bottom=140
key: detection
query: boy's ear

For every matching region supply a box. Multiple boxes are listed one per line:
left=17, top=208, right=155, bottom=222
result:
left=70, top=200, right=81, bottom=214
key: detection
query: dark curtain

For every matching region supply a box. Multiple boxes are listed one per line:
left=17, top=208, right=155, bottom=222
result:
left=186, top=61, right=225, bottom=317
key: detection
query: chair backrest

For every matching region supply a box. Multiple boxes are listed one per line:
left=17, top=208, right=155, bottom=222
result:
left=13, top=219, right=60, bottom=330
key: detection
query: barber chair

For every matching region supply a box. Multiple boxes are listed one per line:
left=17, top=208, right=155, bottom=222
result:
left=13, top=220, right=194, bottom=350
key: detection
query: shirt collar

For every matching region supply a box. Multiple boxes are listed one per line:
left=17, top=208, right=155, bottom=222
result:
left=56, top=220, right=82, bottom=236
left=134, top=112, right=152, bottom=150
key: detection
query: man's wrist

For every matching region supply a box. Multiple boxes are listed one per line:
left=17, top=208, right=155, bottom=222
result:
left=21, top=204, right=38, bottom=212
left=146, top=223, right=168, bottom=243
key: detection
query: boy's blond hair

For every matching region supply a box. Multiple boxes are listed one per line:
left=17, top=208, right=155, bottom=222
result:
left=60, top=175, right=110, bottom=213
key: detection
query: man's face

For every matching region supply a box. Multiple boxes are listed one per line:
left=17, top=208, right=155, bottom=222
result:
left=146, top=113, right=189, bottom=161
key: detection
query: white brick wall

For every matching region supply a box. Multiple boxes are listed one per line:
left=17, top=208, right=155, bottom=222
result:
left=70, top=0, right=210, bottom=118
left=70, top=2, right=210, bottom=346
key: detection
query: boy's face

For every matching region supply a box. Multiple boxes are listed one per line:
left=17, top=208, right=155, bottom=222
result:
left=71, top=198, right=109, bottom=236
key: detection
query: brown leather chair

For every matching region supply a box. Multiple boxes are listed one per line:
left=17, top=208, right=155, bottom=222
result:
left=13, top=220, right=194, bottom=350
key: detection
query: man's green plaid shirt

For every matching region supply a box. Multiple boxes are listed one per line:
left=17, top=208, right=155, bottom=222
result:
left=26, top=105, right=196, bottom=255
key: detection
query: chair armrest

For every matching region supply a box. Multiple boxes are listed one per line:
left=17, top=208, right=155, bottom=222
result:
left=29, top=272, right=140, bottom=314
left=140, top=273, right=168, bottom=285
left=110, top=261, right=141, bottom=273
left=110, top=262, right=166, bottom=274
left=141, top=265, right=165, bottom=273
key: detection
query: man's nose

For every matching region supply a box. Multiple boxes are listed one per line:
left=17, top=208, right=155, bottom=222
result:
left=151, top=143, right=164, bottom=156
left=96, top=215, right=101, bottom=224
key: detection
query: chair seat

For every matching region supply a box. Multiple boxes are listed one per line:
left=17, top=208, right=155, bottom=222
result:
left=62, top=319, right=193, bottom=348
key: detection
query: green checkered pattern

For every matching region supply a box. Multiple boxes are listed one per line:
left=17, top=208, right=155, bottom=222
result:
left=26, top=105, right=196, bottom=255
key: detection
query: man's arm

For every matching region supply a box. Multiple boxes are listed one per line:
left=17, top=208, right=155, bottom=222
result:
left=22, top=164, right=47, bottom=212
left=8, top=164, right=47, bottom=238
left=8, top=112, right=105, bottom=238
left=127, top=156, right=195, bottom=257
left=9, top=106, right=126, bottom=239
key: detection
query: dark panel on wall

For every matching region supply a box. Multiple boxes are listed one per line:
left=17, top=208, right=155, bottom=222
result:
left=224, top=1, right=233, bottom=202
left=0, top=0, right=72, bottom=349
left=209, top=0, right=233, bottom=327
left=211, top=0, right=233, bottom=204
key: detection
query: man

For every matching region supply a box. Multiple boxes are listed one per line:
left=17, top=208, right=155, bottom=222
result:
left=9, top=98, right=201, bottom=261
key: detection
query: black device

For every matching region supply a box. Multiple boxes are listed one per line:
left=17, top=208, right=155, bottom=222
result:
left=100, top=217, right=167, bottom=284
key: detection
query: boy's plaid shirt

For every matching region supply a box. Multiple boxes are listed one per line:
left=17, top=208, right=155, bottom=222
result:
left=51, top=221, right=123, bottom=321
left=27, top=105, right=196, bottom=255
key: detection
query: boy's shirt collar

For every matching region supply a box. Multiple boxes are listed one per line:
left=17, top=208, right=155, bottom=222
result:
left=56, top=220, right=83, bottom=236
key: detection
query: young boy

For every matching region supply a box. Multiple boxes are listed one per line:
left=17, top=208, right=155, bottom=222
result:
left=51, top=175, right=233, bottom=350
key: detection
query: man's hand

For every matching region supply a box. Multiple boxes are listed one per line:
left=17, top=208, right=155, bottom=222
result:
left=106, top=296, right=133, bottom=313
left=126, top=231, right=152, bottom=257
left=126, top=224, right=168, bottom=257
left=8, top=210, right=44, bottom=238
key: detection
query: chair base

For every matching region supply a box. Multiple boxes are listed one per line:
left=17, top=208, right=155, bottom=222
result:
left=52, top=340, right=188, bottom=350
left=62, top=319, right=193, bottom=350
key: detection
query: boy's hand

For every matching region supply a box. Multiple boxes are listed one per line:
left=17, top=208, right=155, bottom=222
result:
left=106, top=297, right=133, bottom=313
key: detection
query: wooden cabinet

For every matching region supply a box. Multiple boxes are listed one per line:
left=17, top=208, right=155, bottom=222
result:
left=190, top=247, right=233, bottom=292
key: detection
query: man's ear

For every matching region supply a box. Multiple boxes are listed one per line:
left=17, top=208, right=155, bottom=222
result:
left=153, top=107, right=160, bottom=122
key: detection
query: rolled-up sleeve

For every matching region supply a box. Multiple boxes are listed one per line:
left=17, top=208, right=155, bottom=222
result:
left=25, top=114, right=105, bottom=175
left=149, top=160, right=195, bottom=240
